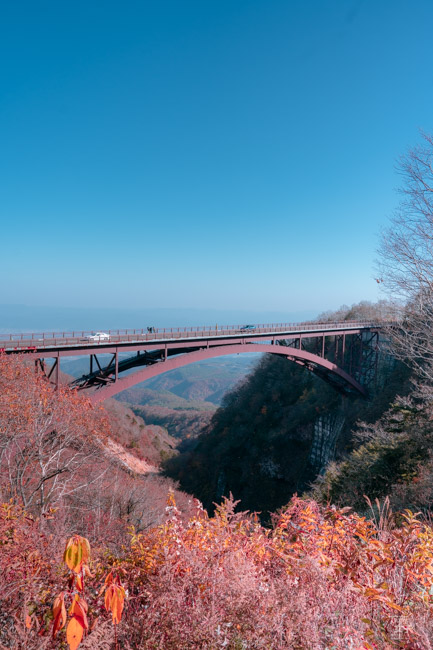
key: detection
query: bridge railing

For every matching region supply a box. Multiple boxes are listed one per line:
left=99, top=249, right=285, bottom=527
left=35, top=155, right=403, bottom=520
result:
left=0, top=320, right=396, bottom=351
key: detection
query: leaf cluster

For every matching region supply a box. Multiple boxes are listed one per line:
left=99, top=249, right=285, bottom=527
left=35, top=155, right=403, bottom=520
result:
left=4, top=491, right=433, bottom=648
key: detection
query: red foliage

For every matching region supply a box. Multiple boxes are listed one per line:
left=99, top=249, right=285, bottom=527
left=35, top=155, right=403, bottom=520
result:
left=0, top=353, right=110, bottom=514
left=116, top=495, right=433, bottom=648
left=0, top=502, right=63, bottom=647
left=2, top=354, right=433, bottom=648
left=2, top=495, right=433, bottom=648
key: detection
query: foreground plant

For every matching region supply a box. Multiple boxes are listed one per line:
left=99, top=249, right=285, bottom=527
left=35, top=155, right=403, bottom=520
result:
left=3, top=493, right=433, bottom=648
left=52, top=535, right=125, bottom=650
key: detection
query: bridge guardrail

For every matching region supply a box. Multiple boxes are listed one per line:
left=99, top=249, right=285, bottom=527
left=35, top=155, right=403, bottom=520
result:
left=0, top=320, right=398, bottom=352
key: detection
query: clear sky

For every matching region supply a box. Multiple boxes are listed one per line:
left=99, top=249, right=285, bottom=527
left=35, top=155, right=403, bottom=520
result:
left=2, top=0, right=433, bottom=321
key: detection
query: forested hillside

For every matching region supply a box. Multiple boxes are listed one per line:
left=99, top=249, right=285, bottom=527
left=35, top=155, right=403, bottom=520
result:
left=164, top=302, right=411, bottom=519
left=0, top=354, right=195, bottom=540
left=3, top=345, right=433, bottom=649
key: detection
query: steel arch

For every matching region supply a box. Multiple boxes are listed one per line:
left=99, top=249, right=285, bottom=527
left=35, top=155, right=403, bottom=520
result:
left=88, top=343, right=366, bottom=403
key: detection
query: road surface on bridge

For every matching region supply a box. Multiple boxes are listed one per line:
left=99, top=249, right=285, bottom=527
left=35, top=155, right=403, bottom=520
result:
left=0, top=320, right=385, bottom=354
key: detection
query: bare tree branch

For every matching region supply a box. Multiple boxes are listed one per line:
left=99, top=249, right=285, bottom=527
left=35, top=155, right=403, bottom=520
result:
left=377, top=133, right=433, bottom=387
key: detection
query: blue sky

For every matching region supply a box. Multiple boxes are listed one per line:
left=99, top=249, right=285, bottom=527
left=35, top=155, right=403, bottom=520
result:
left=2, top=0, right=433, bottom=322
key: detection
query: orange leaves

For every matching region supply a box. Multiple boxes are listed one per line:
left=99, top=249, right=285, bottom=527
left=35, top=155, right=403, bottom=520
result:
left=52, top=589, right=89, bottom=649
left=75, top=574, right=84, bottom=592
left=166, top=490, right=177, bottom=509
left=52, top=561, right=126, bottom=648
left=67, top=595, right=89, bottom=650
left=66, top=617, right=84, bottom=650
left=69, top=595, right=89, bottom=629
left=50, top=537, right=127, bottom=649
left=52, top=537, right=93, bottom=649
left=102, top=572, right=126, bottom=625
left=9, top=490, right=433, bottom=649
left=104, top=585, right=125, bottom=624
left=63, top=535, right=90, bottom=574
left=271, top=497, right=433, bottom=643
left=52, top=592, right=67, bottom=638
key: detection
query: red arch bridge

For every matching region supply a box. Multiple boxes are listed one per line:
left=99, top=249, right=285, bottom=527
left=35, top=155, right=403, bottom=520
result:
left=0, top=320, right=388, bottom=403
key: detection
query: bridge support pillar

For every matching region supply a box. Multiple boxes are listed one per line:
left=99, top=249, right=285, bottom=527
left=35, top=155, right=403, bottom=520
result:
left=45, top=357, right=60, bottom=390
left=55, top=354, right=59, bottom=390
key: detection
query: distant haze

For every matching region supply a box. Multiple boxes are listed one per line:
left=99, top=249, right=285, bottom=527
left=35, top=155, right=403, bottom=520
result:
left=0, top=304, right=319, bottom=333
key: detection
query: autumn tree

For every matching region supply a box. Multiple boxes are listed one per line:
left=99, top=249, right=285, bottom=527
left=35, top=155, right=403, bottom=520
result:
left=0, top=354, right=108, bottom=515
left=378, top=132, right=433, bottom=386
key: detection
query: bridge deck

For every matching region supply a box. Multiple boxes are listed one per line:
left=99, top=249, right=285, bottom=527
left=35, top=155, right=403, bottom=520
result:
left=0, top=320, right=384, bottom=356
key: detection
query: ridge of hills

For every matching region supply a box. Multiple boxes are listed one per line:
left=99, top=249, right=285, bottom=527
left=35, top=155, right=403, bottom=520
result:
left=56, top=353, right=258, bottom=441
left=58, top=353, right=257, bottom=406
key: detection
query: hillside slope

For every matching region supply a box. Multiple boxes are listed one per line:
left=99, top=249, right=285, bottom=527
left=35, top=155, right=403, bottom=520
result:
left=164, top=308, right=411, bottom=519
left=102, top=398, right=177, bottom=466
